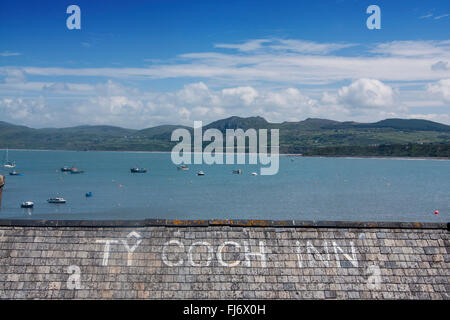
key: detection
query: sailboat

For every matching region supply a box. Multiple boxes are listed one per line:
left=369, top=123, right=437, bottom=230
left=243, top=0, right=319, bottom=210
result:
left=3, top=148, right=15, bottom=168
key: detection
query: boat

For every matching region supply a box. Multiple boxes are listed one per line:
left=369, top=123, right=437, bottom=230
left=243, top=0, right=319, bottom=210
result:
left=21, top=201, right=34, bottom=208
left=251, top=172, right=258, bottom=176
left=70, top=168, right=85, bottom=174
left=47, top=197, right=66, bottom=204
left=177, top=165, right=189, bottom=171
left=3, top=161, right=15, bottom=169
left=3, top=148, right=15, bottom=168
left=197, top=170, right=205, bottom=176
left=61, top=166, right=74, bottom=172
left=9, top=170, right=24, bottom=176
left=130, top=167, right=147, bottom=173
left=232, top=169, right=243, bottom=174
left=85, top=192, right=93, bottom=197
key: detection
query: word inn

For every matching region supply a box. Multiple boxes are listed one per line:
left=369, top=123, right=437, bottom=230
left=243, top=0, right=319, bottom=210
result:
left=171, top=121, right=279, bottom=175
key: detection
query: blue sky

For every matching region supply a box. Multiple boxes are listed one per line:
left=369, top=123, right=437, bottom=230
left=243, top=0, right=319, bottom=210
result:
left=1, top=0, right=449, bottom=128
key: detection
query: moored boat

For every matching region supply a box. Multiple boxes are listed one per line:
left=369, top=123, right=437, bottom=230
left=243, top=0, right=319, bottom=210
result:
left=9, top=170, right=24, bottom=176
left=47, top=197, right=66, bottom=204
left=21, top=201, right=34, bottom=208
left=61, top=166, right=73, bottom=172
left=232, top=169, right=243, bottom=174
left=3, top=148, right=16, bottom=168
left=3, top=161, right=15, bottom=169
left=197, top=170, right=205, bottom=176
left=130, top=167, right=147, bottom=173
left=177, top=165, right=189, bottom=171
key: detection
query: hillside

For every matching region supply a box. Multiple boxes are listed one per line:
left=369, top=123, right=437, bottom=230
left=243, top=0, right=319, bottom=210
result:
left=0, top=117, right=449, bottom=157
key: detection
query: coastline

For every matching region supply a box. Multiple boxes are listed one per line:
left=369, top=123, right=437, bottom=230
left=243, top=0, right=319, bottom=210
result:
left=2, top=148, right=449, bottom=161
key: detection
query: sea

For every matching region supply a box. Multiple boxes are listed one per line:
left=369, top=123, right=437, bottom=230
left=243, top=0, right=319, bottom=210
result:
left=0, top=149, right=448, bottom=222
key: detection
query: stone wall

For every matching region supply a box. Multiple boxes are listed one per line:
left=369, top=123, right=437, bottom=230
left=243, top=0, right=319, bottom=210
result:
left=0, top=219, right=448, bottom=299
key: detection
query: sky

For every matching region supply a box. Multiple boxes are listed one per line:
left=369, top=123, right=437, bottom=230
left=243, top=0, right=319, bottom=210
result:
left=0, top=0, right=450, bottom=128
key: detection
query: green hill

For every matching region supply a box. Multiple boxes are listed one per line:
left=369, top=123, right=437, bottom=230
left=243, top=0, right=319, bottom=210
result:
left=0, top=117, right=449, bottom=157
left=204, top=116, right=270, bottom=131
left=355, top=118, right=450, bottom=132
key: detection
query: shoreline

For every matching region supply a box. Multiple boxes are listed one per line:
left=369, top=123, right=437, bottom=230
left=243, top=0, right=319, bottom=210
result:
left=2, top=148, right=449, bottom=161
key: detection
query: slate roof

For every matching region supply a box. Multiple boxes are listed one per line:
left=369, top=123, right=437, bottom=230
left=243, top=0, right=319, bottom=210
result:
left=0, top=220, right=448, bottom=299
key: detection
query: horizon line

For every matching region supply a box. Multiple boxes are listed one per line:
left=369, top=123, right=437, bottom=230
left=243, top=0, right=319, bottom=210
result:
left=1, top=116, right=449, bottom=131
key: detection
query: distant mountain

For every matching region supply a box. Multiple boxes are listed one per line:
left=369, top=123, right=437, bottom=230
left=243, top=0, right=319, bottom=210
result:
left=355, top=118, right=450, bottom=132
left=0, top=117, right=449, bottom=156
left=280, top=118, right=342, bottom=131
left=204, top=116, right=270, bottom=131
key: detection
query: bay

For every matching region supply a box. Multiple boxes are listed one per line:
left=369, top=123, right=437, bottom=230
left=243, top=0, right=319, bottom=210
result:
left=0, top=149, right=448, bottom=222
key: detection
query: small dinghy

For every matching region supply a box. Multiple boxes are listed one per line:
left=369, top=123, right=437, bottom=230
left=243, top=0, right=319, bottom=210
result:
left=177, top=165, right=189, bottom=171
left=130, top=167, right=147, bottom=173
left=61, top=166, right=73, bottom=172
left=232, top=169, right=243, bottom=174
left=9, top=170, right=24, bottom=176
left=47, top=197, right=66, bottom=204
left=21, top=201, right=34, bottom=208
left=197, top=170, right=205, bottom=176
left=251, top=172, right=258, bottom=176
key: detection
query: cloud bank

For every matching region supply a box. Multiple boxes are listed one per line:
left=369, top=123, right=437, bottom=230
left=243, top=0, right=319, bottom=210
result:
left=0, top=38, right=449, bottom=127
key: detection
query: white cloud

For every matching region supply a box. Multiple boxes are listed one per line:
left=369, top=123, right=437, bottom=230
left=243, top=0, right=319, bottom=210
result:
left=222, top=86, right=258, bottom=105
left=3, top=69, right=26, bottom=83
left=1, top=38, right=450, bottom=126
left=418, top=13, right=449, bottom=20
left=2, top=79, right=433, bottom=128
left=419, top=13, right=433, bottom=19
left=337, top=79, right=397, bottom=109
left=0, top=81, right=303, bottom=127
left=0, top=39, right=447, bottom=89
left=0, top=97, right=47, bottom=122
left=215, top=38, right=355, bottom=55
left=267, top=39, right=355, bottom=54
left=0, top=51, right=21, bottom=57
left=434, top=14, right=450, bottom=20
left=427, top=79, right=450, bottom=102
left=215, top=39, right=271, bottom=52
left=370, top=40, right=450, bottom=57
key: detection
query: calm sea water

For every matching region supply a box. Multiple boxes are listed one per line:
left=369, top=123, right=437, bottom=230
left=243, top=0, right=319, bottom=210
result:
left=0, top=150, right=448, bottom=222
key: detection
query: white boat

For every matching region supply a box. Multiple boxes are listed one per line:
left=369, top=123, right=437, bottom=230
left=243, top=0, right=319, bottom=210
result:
left=197, top=170, right=205, bottom=176
left=177, top=165, right=189, bottom=171
left=47, top=197, right=66, bottom=204
left=232, top=169, right=243, bottom=174
left=3, top=148, right=15, bottom=168
left=21, top=201, right=34, bottom=208
left=3, top=162, right=15, bottom=168
left=251, top=172, right=258, bottom=176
